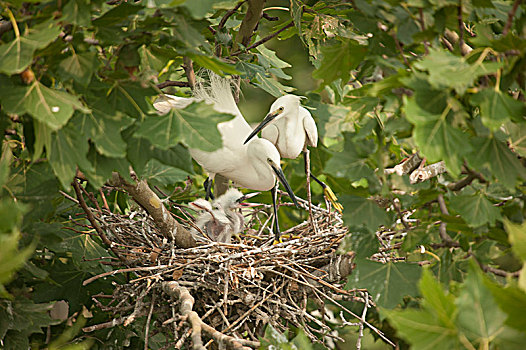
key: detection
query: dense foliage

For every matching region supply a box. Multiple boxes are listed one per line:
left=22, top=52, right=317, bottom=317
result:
left=0, top=0, right=525, bottom=348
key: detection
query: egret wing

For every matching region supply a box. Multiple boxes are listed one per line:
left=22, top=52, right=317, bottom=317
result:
left=301, top=107, right=318, bottom=148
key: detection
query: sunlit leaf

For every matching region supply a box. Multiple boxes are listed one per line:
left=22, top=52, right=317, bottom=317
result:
left=0, top=21, right=61, bottom=74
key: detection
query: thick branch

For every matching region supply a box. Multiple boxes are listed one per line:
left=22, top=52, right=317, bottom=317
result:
left=444, top=28, right=472, bottom=56
left=110, top=173, right=196, bottom=248
left=233, top=0, right=266, bottom=52
left=409, top=161, right=447, bottom=184
left=162, top=281, right=259, bottom=349
left=385, top=153, right=423, bottom=176
left=183, top=56, right=196, bottom=90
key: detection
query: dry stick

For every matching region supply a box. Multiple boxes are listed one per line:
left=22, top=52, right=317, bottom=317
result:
left=162, top=281, right=258, bottom=350
left=99, top=188, right=111, bottom=211
left=83, top=265, right=171, bottom=286
left=356, top=293, right=369, bottom=350
left=393, top=35, right=410, bottom=67
left=418, top=8, right=429, bottom=54
left=444, top=28, right=472, bottom=56
left=503, top=0, right=521, bottom=36
left=409, top=161, right=447, bottom=184
left=72, top=180, right=126, bottom=262
left=304, top=149, right=317, bottom=234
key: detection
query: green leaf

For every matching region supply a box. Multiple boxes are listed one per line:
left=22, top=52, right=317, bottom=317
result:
left=485, top=279, right=526, bottom=332
left=449, top=192, right=502, bottom=227
left=383, top=269, right=460, bottom=350
left=77, top=101, right=134, bottom=158
left=404, top=96, right=472, bottom=176
left=505, top=220, right=526, bottom=262
left=0, top=21, right=61, bottom=74
left=92, top=3, right=143, bottom=27
left=414, top=49, right=502, bottom=94
left=467, top=136, right=526, bottom=190
left=348, top=259, right=421, bottom=308
left=340, top=195, right=391, bottom=233
left=312, top=38, right=367, bottom=88
left=471, top=89, right=526, bottom=130
left=256, top=45, right=291, bottom=70
left=58, top=52, right=99, bottom=86
left=181, top=0, right=216, bottom=19
left=62, top=0, right=91, bottom=26
left=190, top=55, right=240, bottom=75
left=85, top=147, right=131, bottom=189
left=325, top=135, right=376, bottom=181
left=135, top=102, right=234, bottom=151
left=505, top=122, right=526, bottom=157
left=49, top=121, right=94, bottom=189
left=143, top=159, right=190, bottom=186
left=0, top=81, right=89, bottom=131
left=456, top=261, right=507, bottom=345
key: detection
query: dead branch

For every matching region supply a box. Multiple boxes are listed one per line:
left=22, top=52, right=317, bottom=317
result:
left=409, top=161, right=446, bottom=184
left=503, top=0, right=521, bottom=36
left=157, top=81, right=191, bottom=89
left=444, top=28, right=472, bottom=56
left=385, top=152, right=423, bottom=176
left=162, top=281, right=258, bottom=349
left=109, top=173, right=196, bottom=248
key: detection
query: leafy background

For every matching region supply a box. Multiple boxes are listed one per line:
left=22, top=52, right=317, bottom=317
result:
left=0, top=0, right=525, bottom=349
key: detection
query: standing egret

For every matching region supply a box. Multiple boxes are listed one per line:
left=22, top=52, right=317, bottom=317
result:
left=153, top=73, right=298, bottom=241
left=243, top=95, right=343, bottom=218
left=190, top=189, right=259, bottom=243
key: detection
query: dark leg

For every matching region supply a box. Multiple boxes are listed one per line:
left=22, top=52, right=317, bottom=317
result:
left=204, top=177, right=214, bottom=200
left=271, top=184, right=281, bottom=241
left=303, top=150, right=316, bottom=232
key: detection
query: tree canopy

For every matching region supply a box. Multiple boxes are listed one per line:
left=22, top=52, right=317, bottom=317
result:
left=1, top=0, right=525, bottom=349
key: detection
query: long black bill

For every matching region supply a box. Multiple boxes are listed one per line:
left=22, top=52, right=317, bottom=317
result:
left=243, top=111, right=279, bottom=145
left=270, top=163, right=299, bottom=208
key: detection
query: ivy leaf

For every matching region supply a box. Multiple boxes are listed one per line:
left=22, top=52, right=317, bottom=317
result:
left=383, top=269, right=460, bottom=350
left=85, top=147, right=131, bottom=189
left=49, top=122, right=94, bottom=189
left=404, top=96, right=472, bottom=176
left=340, top=195, right=391, bottom=233
left=325, top=135, right=376, bottom=181
left=449, top=192, right=502, bottom=227
left=471, top=89, right=526, bottom=130
left=62, top=0, right=91, bottom=26
left=456, top=261, right=508, bottom=345
left=135, top=102, right=234, bottom=151
left=414, top=49, right=502, bottom=94
left=0, top=21, right=61, bottom=74
left=467, top=136, right=526, bottom=190
left=312, top=38, right=367, bottom=88
left=485, top=280, right=526, bottom=332
left=58, top=52, right=99, bottom=86
left=77, top=101, right=134, bottom=158
left=349, top=259, right=421, bottom=308
left=143, top=159, right=190, bottom=187
left=1, top=81, right=89, bottom=131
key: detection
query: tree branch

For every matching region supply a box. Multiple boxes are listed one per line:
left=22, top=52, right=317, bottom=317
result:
left=458, top=1, right=465, bottom=55
left=436, top=194, right=461, bottom=248
left=444, top=28, right=472, bottom=56
left=162, top=281, right=259, bottom=349
left=219, top=1, right=246, bottom=30
left=503, top=0, right=521, bottom=36
left=183, top=56, right=196, bottom=90
left=157, top=81, right=191, bottom=89
left=233, top=0, right=266, bottom=52
left=110, top=173, right=196, bottom=248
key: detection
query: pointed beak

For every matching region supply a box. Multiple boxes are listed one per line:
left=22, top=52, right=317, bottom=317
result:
left=243, top=110, right=281, bottom=145
left=236, top=192, right=261, bottom=208
left=269, top=162, right=299, bottom=208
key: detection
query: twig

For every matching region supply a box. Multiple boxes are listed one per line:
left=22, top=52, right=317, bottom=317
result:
left=458, top=1, right=465, bottom=55
left=83, top=265, right=171, bottom=286
left=72, top=179, right=126, bottom=262
left=418, top=8, right=429, bottom=54
left=219, top=1, right=246, bottom=30
left=393, top=35, right=410, bottom=67
left=157, top=81, right=191, bottom=89
left=503, top=0, right=521, bottom=36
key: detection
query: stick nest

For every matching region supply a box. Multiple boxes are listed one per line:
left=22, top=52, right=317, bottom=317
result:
left=79, top=191, right=374, bottom=349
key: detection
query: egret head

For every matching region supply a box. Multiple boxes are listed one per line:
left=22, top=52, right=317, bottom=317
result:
left=248, top=139, right=299, bottom=208
left=215, top=188, right=260, bottom=210
left=243, top=95, right=304, bottom=145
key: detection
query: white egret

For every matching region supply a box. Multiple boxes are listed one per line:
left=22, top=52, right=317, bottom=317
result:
left=189, top=189, right=259, bottom=243
left=243, top=95, right=343, bottom=216
left=153, top=73, right=299, bottom=241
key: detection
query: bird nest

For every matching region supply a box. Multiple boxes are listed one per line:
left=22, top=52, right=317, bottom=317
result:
left=74, top=186, right=388, bottom=349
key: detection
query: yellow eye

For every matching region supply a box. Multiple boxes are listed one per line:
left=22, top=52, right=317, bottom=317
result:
left=278, top=106, right=284, bottom=111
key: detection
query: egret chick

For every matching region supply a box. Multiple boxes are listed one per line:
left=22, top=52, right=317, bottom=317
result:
left=243, top=95, right=343, bottom=216
left=189, top=198, right=230, bottom=242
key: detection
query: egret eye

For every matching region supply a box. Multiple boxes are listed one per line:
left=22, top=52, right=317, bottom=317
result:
left=278, top=106, right=284, bottom=112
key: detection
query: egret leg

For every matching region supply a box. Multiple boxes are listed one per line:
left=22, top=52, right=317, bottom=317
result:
left=271, top=184, right=281, bottom=242
left=310, top=174, right=344, bottom=214
left=204, top=177, right=214, bottom=200
left=303, top=149, right=317, bottom=233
